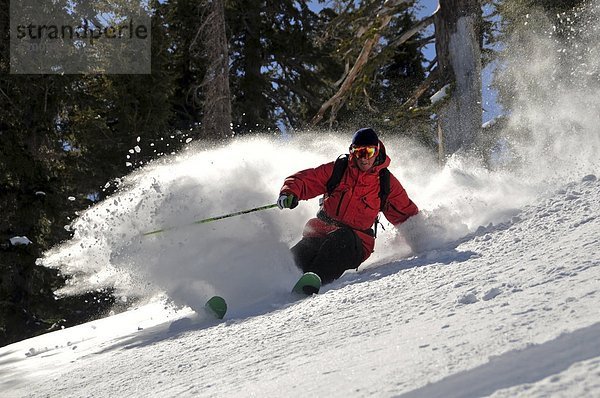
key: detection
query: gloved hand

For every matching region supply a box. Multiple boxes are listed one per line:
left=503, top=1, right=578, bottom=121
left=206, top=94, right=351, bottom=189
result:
left=277, top=193, right=298, bottom=209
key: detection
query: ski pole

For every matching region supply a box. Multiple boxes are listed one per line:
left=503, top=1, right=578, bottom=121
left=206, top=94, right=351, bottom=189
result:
left=142, top=203, right=278, bottom=236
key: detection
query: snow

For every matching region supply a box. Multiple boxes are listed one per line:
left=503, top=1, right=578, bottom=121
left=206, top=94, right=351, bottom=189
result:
left=1, top=136, right=598, bottom=397
left=430, top=84, right=450, bottom=105
left=481, top=116, right=498, bottom=129
left=2, top=3, right=600, bottom=395
left=9, top=236, right=32, bottom=246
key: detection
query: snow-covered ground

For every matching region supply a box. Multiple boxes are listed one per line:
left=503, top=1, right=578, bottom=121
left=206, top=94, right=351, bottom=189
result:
left=0, top=134, right=600, bottom=398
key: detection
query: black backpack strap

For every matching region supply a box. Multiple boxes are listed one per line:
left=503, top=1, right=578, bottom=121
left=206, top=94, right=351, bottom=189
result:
left=378, top=168, right=390, bottom=211
left=326, top=155, right=349, bottom=195
left=373, top=168, right=391, bottom=238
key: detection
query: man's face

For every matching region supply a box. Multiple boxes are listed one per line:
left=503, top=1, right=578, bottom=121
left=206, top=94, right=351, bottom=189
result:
left=350, top=144, right=379, bottom=171
left=356, top=155, right=377, bottom=171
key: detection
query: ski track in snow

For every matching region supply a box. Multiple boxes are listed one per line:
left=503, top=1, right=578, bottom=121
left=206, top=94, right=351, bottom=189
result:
left=0, top=176, right=598, bottom=397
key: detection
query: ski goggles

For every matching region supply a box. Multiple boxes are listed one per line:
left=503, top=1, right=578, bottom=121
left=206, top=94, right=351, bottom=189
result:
left=350, top=144, right=379, bottom=159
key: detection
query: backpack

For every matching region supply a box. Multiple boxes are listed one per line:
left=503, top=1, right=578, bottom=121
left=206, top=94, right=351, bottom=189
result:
left=326, top=155, right=390, bottom=212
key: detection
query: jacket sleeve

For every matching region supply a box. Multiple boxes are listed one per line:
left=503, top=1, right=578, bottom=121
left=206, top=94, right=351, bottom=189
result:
left=383, top=172, right=419, bottom=226
left=280, top=162, right=335, bottom=201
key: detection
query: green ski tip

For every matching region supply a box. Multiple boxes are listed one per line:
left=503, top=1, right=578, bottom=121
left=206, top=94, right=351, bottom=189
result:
left=292, top=272, right=322, bottom=295
left=205, top=296, right=227, bottom=319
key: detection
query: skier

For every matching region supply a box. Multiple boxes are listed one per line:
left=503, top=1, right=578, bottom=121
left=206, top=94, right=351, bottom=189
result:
left=277, top=128, right=418, bottom=284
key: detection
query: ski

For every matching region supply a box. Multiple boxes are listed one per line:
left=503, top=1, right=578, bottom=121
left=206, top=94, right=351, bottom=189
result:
left=204, top=296, right=227, bottom=319
left=292, top=272, right=322, bottom=295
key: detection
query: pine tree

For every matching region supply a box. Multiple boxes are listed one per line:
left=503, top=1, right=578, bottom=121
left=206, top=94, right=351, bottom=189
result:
left=0, top=0, right=177, bottom=346
left=226, top=0, right=341, bottom=133
left=162, top=0, right=209, bottom=134
left=309, top=1, right=436, bottom=145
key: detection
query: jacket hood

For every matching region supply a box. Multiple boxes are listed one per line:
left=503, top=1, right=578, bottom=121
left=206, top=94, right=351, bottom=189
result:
left=374, top=140, right=391, bottom=169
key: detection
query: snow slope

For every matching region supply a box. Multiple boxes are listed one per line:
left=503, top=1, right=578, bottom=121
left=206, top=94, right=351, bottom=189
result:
left=1, top=172, right=598, bottom=398
left=3, top=3, right=600, bottom=395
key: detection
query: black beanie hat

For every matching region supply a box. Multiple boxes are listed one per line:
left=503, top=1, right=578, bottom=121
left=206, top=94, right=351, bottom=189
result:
left=351, top=128, right=379, bottom=147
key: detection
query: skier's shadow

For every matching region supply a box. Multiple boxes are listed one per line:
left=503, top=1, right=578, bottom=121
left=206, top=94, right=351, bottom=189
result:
left=95, top=312, right=224, bottom=354
left=332, top=247, right=479, bottom=290
left=96, top=291, right=308, bottom=353
left=333, top=215, right=522, bottom=290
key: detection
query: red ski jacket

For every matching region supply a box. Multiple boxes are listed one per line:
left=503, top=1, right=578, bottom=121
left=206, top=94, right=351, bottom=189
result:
left=280, top=147, right=418, bottom=261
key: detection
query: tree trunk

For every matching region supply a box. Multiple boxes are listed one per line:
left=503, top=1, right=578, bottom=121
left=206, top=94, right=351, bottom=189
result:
left=434, top=0, right=482, bottom=156
left=199, top=0, right=232, bottom=140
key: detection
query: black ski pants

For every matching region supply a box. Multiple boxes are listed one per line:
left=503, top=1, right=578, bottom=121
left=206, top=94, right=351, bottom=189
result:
left=290, top=227, right=364, bottom=284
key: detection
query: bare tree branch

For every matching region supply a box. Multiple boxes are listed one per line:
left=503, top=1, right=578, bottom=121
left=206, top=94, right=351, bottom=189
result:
left=400, top=66, right=439, bottom=109
left=311, top=4, right=436, bottom=127
left=390, top=12, right=436, bottom=48
left=363, top=87, right=378, bottom=113
left=426, top=57, right=438, bottom=72
left=334, top=60, right=350, bottom=87
left=311, top=31, right=380, bottom=127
